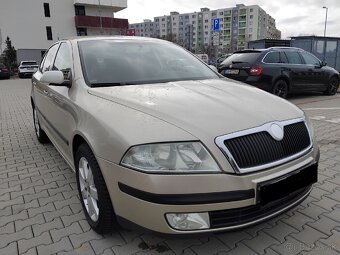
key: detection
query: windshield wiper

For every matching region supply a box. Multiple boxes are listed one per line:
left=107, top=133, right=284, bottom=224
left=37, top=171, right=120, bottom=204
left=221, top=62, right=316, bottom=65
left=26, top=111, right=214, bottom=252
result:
left=91, top=82, right=137, bottom=87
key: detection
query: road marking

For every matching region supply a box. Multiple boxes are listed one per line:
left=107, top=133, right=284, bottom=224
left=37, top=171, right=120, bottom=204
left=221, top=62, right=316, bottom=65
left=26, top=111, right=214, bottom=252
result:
left=310, top=116, right=326, bottom=120
left=325, top=118, right=340, bottom=124
left=303, top=107, right=340, bottom=110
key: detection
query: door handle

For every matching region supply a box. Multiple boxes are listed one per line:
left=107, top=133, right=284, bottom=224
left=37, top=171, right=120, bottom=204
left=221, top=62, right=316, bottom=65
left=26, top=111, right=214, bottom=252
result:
left=43, top=90, right=49, bottom=95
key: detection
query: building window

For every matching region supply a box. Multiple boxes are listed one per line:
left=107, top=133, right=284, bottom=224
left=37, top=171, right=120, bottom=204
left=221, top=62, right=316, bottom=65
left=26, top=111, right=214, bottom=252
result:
left=46, top=26, right=53, bottom=40
left=77, top=28, right=87, bottom=36
left=250, top=15, right=253, bottom=19
left=250, top=8, right=253, bottom=12
left=75, top=5, right=85, bottom=16
left=43, top=3, right=50, bottom=17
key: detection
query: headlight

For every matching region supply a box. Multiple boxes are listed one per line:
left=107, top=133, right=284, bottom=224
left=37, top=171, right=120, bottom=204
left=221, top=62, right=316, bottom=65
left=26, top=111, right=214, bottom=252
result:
left=121, top=142, right=221, bottom=173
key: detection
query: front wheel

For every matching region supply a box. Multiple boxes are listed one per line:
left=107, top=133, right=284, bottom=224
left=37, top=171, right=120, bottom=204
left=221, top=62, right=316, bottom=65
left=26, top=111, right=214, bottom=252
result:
left=75, top=143, right=118, bottom=234
left=272, top=80, right=289, bottom=98
left=33, top=107, right=49, bottom=143
left=324, top=77, right=339, bottom=95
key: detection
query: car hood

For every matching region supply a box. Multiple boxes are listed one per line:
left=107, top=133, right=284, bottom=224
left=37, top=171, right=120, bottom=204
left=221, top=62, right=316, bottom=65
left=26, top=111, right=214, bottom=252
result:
left=88, top=79, right=303, bottom=139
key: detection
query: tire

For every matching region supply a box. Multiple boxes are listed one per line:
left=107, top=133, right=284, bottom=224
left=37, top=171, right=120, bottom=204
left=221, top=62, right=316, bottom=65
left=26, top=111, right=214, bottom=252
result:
left=33, top=106, right=49, bottom=143
left=75, top=143, right=118, bottom=234
left=324, top=76, right=339, bottom=96
left=272, top=79, right=289, bottom=98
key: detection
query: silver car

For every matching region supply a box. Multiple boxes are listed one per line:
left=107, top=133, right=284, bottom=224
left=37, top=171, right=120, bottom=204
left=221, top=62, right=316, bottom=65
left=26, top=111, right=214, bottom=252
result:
left=31, top=37, right=319, bottom=234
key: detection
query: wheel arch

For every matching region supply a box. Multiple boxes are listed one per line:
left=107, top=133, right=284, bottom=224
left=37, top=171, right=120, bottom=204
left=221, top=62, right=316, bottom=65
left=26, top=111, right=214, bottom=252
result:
left=273, top=75, right=291, bottom=91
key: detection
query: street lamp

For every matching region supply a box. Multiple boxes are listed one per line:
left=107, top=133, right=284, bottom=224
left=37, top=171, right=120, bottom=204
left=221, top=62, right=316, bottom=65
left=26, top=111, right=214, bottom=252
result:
left=322, top=6, right=328, bottom=37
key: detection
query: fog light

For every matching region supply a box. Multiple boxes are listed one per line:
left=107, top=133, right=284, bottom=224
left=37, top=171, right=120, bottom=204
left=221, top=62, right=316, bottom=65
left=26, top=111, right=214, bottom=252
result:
left=166, top=212, right=210, bottom=230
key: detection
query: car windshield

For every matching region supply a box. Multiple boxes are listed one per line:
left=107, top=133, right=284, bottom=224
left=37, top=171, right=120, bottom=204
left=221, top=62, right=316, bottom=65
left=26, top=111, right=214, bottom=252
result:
left=78, top=39, right=219, bottom=87
left=221, top=52, right=261, bottom=65
left=22, top=62, right=37, bottom=65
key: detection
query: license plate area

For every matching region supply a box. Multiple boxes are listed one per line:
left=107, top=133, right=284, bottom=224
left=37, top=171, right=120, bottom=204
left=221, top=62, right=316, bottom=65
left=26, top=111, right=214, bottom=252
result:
left=224, top=69, right=239, bottom=75
left=257, top=163, right=318, bottom=205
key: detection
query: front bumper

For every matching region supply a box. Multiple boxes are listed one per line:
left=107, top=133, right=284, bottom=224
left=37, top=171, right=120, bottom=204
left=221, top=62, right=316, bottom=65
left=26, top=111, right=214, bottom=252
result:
left=97, top=147, right=319, bottom=234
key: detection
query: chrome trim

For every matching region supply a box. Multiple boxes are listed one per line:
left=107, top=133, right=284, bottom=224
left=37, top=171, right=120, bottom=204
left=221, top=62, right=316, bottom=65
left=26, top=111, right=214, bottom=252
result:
left=215, top=117, right=313, bottom=174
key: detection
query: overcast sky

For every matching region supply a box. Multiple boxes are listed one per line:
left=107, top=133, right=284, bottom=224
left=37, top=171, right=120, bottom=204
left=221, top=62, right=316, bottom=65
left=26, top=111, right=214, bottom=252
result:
left=115, top=0, right=339, bottom=39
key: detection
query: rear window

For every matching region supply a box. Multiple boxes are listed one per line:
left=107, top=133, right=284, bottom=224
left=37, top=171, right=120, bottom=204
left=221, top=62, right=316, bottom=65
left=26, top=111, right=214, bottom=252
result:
left=221, top=52, right=261, bottom=65
left=22, top=61, right=37, bottom=66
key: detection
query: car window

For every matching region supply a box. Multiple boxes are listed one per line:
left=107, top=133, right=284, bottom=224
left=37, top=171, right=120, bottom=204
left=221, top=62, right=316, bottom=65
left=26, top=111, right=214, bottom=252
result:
left=78, top=40, right=219, bottom=86
left=221, top=52, right=261, bottom=65
left=53, top=42, right=72, bottom=80
left=279, top=52, right=288, bottom=63
left=263, top=52, right=280, bottom=63
left=41, top=44, right=59, bottom=73
left=284, top=51, right=303, bottom=64
left=300, top=51, right=320, bottom=66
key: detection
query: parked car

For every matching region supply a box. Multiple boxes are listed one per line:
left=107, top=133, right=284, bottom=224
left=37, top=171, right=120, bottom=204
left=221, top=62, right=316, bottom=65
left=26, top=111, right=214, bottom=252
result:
left=0, top=63, right=10, bottom=79
left=219, top=47, right=340, bottom=98
left=18, top=61, right=39, bottom=78
left=216, top=53, right=232, bottom=69
left=31, top=37, right=319, bottom=235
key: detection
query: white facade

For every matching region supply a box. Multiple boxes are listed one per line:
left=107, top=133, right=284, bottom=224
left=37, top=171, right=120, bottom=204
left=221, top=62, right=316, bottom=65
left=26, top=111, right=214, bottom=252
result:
left=0, top=0, right=127, bottom=63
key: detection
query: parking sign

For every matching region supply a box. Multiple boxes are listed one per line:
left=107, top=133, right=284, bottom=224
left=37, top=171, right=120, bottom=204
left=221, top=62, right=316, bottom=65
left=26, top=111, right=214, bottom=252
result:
left=213, top=18, right=220, bottom=32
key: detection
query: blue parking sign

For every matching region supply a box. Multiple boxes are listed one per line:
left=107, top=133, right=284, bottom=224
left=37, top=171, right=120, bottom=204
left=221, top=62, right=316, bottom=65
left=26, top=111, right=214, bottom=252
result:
left=213, top=18, right=220, bottom=32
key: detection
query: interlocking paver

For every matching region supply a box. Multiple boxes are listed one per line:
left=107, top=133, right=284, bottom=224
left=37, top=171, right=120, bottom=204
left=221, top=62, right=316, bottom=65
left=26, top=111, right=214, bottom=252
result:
left=165, top=238, right=203, bottom=254
left=69, top=229, right=102, bottom=248
left=263, top=221, right=298, bottom=243
left=242, top=231, right=279, bottom=255
left=282, top=211, right=315, bottom=231
left=0, top=226, right=33, bottom=249
left=43, top=205, right=73, bottom=222
left=32, top=218, right=64, bottom=236
left=320, top=230, right=340, bottom=252
left=12, top=199, right=39, bottom=214
left=50, top=222, right=83, bottom=242
left=28, top=202, right=55, bottom=217
left=18, top=232, right=52, bottom=254
left=37, top=236, right=73, bottom=255
left=291, top=225, right=328, bottom=246
left=58, top=242, right=95, bottom=255
left=222, top=242, right=257, bottom=255
left=90, top=233, right=125, bottom=254
left=0, top=222, right=15, bottom=235
left=191, top=236, right=231, bottom=254
left=0, top=243, right=18, bottom=255
left=15, top=213, right=45, bottom=231
left=0, top=210, right=28, bottom=228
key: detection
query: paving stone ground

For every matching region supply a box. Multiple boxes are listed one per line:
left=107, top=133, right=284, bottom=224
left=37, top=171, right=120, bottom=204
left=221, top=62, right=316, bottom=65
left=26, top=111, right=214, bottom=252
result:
left=0, top=78, right=340, bottom=255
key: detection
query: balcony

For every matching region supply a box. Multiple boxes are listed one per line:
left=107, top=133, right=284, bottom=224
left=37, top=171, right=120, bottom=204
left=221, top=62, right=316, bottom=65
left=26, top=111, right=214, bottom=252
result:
left=75, top=15, right=128, bottom=29
left=74, top=0, right=127, bottom=12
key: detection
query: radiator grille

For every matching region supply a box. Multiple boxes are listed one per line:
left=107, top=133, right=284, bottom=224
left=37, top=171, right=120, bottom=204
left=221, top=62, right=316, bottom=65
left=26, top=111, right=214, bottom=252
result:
left=223, top=122, right=311, bottom=169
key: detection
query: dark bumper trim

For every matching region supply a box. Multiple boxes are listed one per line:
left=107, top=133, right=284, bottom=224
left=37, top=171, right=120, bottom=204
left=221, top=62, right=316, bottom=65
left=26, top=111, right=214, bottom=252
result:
left=118, top=182, right=255, bottom=205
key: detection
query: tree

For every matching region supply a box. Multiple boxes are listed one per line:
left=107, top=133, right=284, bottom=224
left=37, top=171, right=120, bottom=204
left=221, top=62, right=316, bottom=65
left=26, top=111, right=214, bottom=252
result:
left=3, top=36, right=17, bottom=73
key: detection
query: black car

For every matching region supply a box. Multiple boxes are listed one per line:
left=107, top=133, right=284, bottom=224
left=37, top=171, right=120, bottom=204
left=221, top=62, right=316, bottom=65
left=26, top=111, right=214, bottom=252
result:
left=0, top=63, right=10, bottom=79
left=219, top=47, right=339, bottom=98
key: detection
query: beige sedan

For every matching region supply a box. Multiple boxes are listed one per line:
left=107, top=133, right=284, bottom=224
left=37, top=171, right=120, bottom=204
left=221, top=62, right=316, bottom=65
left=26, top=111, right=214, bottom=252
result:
left=31, top=37, right=319, bottom=234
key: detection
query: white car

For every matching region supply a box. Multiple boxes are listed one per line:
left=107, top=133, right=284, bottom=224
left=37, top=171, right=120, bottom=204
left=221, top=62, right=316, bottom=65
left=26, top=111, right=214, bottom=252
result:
left=18, top=61, right=39, bottom=78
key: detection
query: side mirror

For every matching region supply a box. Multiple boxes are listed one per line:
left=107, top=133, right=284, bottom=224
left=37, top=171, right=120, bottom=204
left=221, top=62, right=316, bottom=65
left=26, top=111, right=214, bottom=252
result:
left=209, top=65, right=218, bottom=72
left=321, top=61, right=327, bottom=67
left=41, top=71, right=65, bottom=85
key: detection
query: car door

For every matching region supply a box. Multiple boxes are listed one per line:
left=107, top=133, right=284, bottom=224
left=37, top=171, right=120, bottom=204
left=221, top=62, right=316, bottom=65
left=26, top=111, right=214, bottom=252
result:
left=282, top=50, right=307, bottom=91
left=33, top=42, right=76, bottom=165
left=33, top=43, right=59, bottom=137
left=299, top=51, right=327, bottom=91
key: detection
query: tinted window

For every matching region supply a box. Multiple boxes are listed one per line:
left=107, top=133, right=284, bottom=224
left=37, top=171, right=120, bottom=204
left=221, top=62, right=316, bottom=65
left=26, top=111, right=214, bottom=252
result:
left=300, top=51, right=320, bottom=66
left=41, top=44, right=59, bottom=73
left=263, top=52, right=280, bottom=63
left=222, top=52, right=261, bottom=65
left=279, top=52, right=288, bottom=63
left=284, top=51, right=303, bottom=64
left=53, top=43, right=72, bottom=79
left=79, top=40, right=219, bottom=86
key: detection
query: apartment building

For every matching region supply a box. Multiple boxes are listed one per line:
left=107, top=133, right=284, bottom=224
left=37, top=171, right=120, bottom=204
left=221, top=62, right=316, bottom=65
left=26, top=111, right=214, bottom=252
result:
left=129, top=4, right=281, bottom=55
left=0, top=0, right=128, bottom=63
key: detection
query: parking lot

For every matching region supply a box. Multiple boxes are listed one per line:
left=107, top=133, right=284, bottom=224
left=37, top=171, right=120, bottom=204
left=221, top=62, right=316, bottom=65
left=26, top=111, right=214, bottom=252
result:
left=0, top=78, right=340, bottom=255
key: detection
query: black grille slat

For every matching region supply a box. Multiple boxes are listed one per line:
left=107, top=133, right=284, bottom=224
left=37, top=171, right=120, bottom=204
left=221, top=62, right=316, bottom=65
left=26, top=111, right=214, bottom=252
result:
left=224, top=122, right=311, bottom=169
